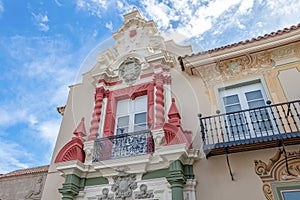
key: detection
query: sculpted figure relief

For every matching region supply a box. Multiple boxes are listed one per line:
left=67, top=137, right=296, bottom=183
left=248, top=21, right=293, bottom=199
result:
left=24, top=176, right=43, bottom=199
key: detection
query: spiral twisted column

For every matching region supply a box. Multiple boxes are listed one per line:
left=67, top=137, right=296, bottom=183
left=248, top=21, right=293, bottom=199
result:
left=154, top=73, right=165, bottom=128
left=88, top=87, right=106, bottom=141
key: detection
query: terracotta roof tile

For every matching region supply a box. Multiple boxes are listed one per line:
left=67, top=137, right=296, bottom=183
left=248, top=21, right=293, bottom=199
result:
left=181, top=23, right=300, bottom=59
left=0, top=165, right=49, bottom=178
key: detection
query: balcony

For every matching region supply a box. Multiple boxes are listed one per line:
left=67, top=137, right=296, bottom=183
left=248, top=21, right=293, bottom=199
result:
left=199, top=100, right=300, bottom=157
left=93, top=130, right=154, bottom=162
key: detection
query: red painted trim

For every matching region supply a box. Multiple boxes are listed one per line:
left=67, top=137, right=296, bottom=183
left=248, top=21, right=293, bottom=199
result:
left=140, top=72, right=154, bottom=79
left=88, top=87, right=107, bottom=141
left=154, top=73, right=165, bottom=128
left=98, top=79, right=122, bottom=86
left=130, top=29, right=137, bottom=38
left=163, top=76, right=172, bottom=85
left=103, top=82, right=155, bottom=137
left=163, top=68, right=170, bottom=72
left=54, top=138, right=85, bottom=163
left=154, top=64, right=162, bottom=69
left=163, top=123, right=191, bottom=148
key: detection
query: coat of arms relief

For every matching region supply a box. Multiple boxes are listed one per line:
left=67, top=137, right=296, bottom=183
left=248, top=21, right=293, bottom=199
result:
left=97, top=167, right=156, bottom=200
left=119, top=57, right=142, bottom=85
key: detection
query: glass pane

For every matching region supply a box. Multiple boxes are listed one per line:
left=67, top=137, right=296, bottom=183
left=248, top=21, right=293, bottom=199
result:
left=116, top=99, right=129, bottom=115
left=223, top=95, right=239, bottom=105
left=135, top=112, right=146, bottom=124
left=245, top=90, right=263, bottom=101
left=117, top=116, right=129, bottom=127
left=282, top=191, right=300, bottom=200
left=248, top=100, right=265, bottom=108
left=134, top=96, right=147, bottom=112
left=134, top=124, right=147, bottom=131
left=225, top=104, right=242, bottom=113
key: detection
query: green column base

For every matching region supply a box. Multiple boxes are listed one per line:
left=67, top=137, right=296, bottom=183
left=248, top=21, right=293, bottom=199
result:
left=167, top=160, right=186, bottom=200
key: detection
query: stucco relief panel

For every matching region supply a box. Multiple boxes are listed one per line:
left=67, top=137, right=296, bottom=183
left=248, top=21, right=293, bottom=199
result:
left=254, top=149, right=300, bottom=200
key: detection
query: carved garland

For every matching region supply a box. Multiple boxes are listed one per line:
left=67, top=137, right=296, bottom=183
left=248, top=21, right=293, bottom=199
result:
left=254, top=149, right=300, bottom=200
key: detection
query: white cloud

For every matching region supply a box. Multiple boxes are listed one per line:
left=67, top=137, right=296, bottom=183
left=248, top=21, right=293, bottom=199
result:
left=76, top=0, right=108, bottom=17
left=139, top=0, right=245, bottom=39
left=0, top=140, right=33, bottom=174
left=35, top=119, right=60, bottom=148
left=31, top=12, right=50, bottom=32
left=105, top=21, right=113, bottom=31
left=0, top=107, right=28, bottom=127
left=0, top=0, right=3, bottom=14
left=238, top=0, right=254, bottom=14
left=54, top=0, right=63, bottom=6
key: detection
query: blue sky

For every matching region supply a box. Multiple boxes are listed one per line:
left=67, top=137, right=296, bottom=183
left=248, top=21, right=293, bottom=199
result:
left=0, top=0, right=300, bottom=174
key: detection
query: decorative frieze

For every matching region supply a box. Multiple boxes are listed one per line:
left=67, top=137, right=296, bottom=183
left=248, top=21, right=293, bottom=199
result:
left=195, top=52, right=275, bottom=87
left=294, top=43, right=300, bottom=59
left=270, top=45, right=294, bottom=60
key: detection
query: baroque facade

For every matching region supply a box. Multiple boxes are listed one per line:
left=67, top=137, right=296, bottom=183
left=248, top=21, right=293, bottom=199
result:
left=4, top=8, right=298, bottom=200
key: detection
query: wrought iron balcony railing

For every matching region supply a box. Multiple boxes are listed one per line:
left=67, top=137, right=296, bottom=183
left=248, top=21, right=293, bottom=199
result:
left=199, top=100, right=300, bottom=156
left=93, top=130, right=154, bottom=162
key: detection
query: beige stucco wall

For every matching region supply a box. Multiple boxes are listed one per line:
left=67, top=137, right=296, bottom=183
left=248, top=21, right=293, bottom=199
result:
left=41, top=171, right=65, bottom=200
left=194, top=145, right=300, bottom=200
left=43, top=78, right=95, bottom=199
left=278, top=64, right=300, bottom=101
left=170, top=67, right=211, bottom=149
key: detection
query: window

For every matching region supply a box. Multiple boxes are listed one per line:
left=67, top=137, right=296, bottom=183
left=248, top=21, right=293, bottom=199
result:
left=272, top=182, right=300, bottom=200
left=115, top=95, right=147, bottom=134
left=219, top=82, right=273, bottom=139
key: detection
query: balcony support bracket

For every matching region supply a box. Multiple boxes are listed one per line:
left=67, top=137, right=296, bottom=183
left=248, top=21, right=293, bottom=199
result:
left=279, top=139, right=291, bottom=175
left=225, top=148, right=234, bottom=181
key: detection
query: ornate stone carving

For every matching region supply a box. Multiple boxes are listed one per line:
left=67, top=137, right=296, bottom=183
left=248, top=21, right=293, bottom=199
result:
left=294, top=43, right=300, bottom=59
left=135, top=184, right=154, bottom=199
left=196, top=52, right=275, bottom=87
left=254, top=149, right=300, bottom=200
left=111, top=169, right=137, bottom=200
left=270, top=46, right=294, bottom=60
left=216, top=54, right=251, bottom=79
left=119, top=57, right=141, bottom=85
left=98, top=188, right=113, bottom=200
left=251, top=52, right=275, bottom=69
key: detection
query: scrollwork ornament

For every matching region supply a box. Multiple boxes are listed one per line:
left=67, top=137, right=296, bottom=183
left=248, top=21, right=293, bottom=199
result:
left=254, top=160, right=267, bottom=176
left=263, top=183, right=273, bottom=200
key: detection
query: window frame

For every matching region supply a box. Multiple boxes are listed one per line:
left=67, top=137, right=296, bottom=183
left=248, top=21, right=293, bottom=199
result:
left=115, top=95, right=148, bottom=134
left=216, top=78, right=273, bottom=140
